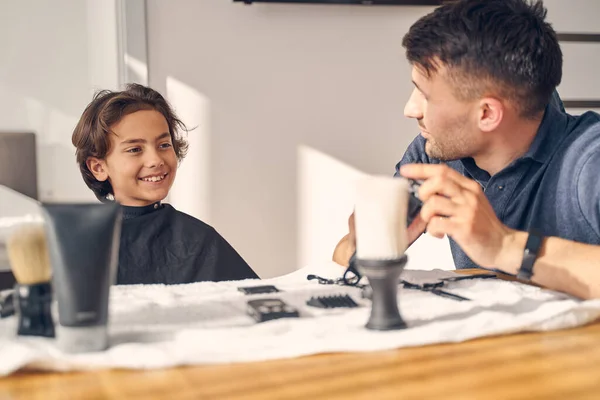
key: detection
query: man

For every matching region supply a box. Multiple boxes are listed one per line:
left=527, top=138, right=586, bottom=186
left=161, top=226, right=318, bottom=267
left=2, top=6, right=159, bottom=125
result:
left=333, top=0, right=600, bottom=299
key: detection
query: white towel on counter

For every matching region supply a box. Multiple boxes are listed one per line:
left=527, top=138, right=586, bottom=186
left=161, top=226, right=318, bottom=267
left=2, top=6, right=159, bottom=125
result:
left=1, top=261, right=600, bottom=376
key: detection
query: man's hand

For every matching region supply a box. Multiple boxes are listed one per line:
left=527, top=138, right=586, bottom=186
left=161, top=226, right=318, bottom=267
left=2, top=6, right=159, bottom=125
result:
left=407, top=212, right=428, bottom=245
left=400, top=163, right=519, bottom=270
left=348, top=212, right=356, bottom=249
left=332, top=213, right=357, bottom=266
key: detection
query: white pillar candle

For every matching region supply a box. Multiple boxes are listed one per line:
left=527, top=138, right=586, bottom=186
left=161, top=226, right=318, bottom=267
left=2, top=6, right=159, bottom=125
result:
left=355, top=176, right=409, bottom=260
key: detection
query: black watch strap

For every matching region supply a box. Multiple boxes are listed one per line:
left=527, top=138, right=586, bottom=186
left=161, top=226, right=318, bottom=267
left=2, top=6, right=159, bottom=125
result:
left=516, top=231, right=544, bottom=281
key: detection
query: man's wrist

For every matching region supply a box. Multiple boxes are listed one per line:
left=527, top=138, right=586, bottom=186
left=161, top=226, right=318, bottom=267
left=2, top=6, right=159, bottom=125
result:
left=499, top=230, right=529, bottom=275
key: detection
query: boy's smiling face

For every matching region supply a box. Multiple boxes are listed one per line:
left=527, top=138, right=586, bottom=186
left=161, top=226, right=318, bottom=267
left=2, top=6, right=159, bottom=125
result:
left=87, top=109, right=178, bottom=206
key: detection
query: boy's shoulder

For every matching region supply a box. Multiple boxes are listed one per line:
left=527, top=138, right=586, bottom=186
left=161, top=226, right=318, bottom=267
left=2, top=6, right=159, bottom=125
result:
left=162, top=204, right=215, bottom=233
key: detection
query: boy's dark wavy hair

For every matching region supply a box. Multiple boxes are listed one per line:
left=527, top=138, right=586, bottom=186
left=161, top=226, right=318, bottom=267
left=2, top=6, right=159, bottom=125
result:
left=403, top=0, right=562, bottom=118
left=72, top=83, right=188, bottom=201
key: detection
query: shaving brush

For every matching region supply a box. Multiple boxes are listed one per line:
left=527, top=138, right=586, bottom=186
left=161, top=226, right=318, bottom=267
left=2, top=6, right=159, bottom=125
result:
left=355, top=176, right=409, bottom=330
left=7, top=223, right=55, bottom=337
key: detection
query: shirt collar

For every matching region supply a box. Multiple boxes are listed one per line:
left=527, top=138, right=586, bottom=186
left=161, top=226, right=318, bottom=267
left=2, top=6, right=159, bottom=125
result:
left=121, top=201, right=163, bottom=220
left=521, top=91, right=569, bottom=164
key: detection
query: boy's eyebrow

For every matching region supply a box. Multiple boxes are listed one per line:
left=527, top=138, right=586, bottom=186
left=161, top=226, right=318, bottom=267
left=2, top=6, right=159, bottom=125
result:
left=119, top=132, right=171, bottom=146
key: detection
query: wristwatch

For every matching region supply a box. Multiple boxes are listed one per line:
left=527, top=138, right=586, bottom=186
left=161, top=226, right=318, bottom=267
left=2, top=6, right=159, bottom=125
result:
left=516, top=231, right=544, bottom=281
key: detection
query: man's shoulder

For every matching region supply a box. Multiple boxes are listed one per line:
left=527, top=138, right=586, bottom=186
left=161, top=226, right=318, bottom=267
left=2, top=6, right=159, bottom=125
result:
left=399, top=134, right=429, bottom=165
left=574, top=118, right=600, bottom=172
left=571, top=111, right=600, bottom=137
left=558, top=113, right=600, bottom=205
left=559, top=112, right=600, bottom=163
left=564, top=114, right=600, bottom=238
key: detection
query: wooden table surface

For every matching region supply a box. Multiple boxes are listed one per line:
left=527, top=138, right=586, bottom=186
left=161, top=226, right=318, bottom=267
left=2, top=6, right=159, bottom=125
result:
left=2, top=271, right=600, bottom=400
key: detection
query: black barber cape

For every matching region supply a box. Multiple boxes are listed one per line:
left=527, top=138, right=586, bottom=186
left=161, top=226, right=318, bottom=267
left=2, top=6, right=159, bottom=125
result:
left=117, top=202, right=258, bottom=284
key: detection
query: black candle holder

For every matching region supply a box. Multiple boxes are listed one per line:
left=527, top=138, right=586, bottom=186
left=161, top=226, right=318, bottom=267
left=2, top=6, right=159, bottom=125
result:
left=357, top=255, right=408, bottom=331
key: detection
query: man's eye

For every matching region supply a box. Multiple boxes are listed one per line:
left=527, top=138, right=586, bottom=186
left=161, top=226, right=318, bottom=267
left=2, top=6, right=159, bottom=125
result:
left=159, top=143, right=172, bottom=149
left=126, top=148, right=142, bottom=154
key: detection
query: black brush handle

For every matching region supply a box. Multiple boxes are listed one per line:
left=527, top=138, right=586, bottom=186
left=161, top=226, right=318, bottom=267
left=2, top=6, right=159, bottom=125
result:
left=15, top=283, right=55, bottom=338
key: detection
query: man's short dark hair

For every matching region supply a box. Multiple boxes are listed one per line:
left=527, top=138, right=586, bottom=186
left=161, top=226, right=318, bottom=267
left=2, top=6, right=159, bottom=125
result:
left=403, top=0, right=562, bottom=118
left=72, top=83, right=188, bottom=201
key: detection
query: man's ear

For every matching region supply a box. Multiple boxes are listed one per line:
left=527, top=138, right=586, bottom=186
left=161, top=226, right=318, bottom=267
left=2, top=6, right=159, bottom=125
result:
left=478, top=97, right=504, bottom=132
left=86, top=157, right=109, bottom=182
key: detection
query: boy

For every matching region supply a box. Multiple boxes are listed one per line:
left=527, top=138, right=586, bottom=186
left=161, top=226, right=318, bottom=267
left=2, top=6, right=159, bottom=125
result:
left=72, top=83, right=258, bottom=284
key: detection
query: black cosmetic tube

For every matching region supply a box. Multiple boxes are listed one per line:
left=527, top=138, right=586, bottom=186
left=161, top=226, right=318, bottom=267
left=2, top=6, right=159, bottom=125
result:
left=42, top=203, right=122, bottom=353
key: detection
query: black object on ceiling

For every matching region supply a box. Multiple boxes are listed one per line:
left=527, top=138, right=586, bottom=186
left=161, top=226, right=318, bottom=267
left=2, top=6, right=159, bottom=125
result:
left=234, top=0, right=443, bottom=5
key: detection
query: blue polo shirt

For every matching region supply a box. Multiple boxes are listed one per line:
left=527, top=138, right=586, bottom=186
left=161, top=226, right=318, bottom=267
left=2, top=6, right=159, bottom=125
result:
left=395, top=93, right=600, bottom=269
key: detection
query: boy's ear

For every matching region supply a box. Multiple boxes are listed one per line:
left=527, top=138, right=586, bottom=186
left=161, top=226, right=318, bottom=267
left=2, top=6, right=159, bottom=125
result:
left=86, top=157, right=109, bottom=182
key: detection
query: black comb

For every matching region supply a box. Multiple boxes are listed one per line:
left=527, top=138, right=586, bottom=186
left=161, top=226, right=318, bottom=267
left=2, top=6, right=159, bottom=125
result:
left=306, top=294, right=359, bottom=309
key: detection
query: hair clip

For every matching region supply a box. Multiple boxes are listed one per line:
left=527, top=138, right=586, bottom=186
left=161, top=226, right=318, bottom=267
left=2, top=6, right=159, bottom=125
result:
left=307, top=274, right=338, bottom=285
left=306, top=274, right=366, bottom=289
left=341, top=251, right=362, bottom=286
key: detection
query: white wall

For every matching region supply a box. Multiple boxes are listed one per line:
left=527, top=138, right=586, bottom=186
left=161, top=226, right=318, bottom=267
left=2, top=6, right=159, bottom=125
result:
left=0, top=0, right=124, bottom=272
left=0, top=0, right=120, bottom=204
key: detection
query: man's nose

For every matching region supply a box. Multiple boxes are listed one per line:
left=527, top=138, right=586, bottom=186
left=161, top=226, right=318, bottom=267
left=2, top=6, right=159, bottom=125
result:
left=404, top=88, right=424, bottom=120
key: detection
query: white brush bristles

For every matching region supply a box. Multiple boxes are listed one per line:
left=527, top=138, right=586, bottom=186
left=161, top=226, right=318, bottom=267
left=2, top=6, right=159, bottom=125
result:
left=355, top=176, right=409, bottom=260
left=7, top=223, right=52, bottom=285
